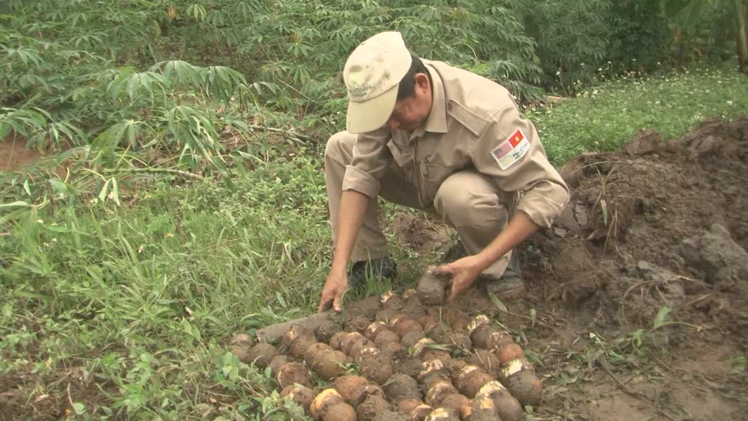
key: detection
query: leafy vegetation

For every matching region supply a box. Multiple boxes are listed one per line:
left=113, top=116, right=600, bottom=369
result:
left=1, top=0, right=748, bottom=419
left=532, top=63, right=748, bottom=165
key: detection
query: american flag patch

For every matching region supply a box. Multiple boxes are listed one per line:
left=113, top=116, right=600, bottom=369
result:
left=490, top=128, right=530, bottom=170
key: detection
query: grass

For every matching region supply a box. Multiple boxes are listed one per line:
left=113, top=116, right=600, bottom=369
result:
left=530, top=63, right=748, bottom=166
left=2, top=63, right=748, bottom=419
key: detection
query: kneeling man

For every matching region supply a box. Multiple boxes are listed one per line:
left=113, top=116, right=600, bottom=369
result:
left=318, top=32, right=569, bottom=312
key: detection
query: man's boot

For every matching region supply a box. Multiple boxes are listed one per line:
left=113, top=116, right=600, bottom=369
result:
left=348, top=255, right=398, bottom=288
left=486, top=251, right=525, bottom=298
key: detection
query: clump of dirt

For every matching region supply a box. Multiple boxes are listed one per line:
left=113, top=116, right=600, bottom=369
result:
left=392, top=213, right=453, bottom=255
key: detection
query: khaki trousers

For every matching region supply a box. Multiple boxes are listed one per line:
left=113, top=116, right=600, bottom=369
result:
left=324, top=131, right=512, bottom=279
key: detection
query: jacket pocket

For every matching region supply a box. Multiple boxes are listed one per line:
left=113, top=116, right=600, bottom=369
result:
left=420, top=161, right=454, bottom=207
left=387, top=141, right=414, bottom=183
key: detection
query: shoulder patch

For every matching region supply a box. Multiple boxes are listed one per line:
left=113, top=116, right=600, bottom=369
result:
left=490, top=128, right=530, bottom=170
left=447, top=100, right=490, bottom=137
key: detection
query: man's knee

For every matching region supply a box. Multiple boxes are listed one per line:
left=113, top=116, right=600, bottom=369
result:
left=325, top=131, right=356, bottom=164
left=434, top=171, right=504, bottom=227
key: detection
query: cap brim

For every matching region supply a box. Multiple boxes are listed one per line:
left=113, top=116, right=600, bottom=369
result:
left=346, top=84, right=398, bottom=134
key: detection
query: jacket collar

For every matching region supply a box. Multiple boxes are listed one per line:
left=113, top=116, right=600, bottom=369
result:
left=410, top=63, right=448, bottom=139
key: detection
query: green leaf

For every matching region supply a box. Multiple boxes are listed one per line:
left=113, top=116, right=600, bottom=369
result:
left=72, top=402, right=85, bottom=414
left=653, top=307, right=672, bottom=329
left=111, top=177, right=121, bottom=206
left=223, top=351, right=235, bottom=366
left=488, top=292, right=508, bottom=313
left=665, top=0, right=706, bottom=28
left=529, top=308, right=537, bottom=327
left=600, top=199, right=608, bottom=226
left=0, top=201, right=31, bottom=209
left=49, top=179, right=72, bottom=196
left=98, top=179, right=110, bottom=202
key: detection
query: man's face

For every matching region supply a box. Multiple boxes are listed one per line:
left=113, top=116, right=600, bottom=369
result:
left=386, top=73, right=432, bottom=132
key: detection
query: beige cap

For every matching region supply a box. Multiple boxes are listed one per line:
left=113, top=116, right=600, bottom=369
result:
left=343, top=31, right=412, bottom=134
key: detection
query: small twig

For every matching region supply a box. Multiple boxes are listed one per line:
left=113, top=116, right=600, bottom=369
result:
left=66, top=383, right=74, bottom=408
left=717, top=169, right=748, bottom=183
left=570, top=158, right=669, bottom=177
left=246, top=124, right=315, bottom=143
left=101, top=167, right=203, bottom=180
left=679, top=294, right=713, bottom=309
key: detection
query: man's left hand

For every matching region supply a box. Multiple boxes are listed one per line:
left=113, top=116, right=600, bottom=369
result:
left=431, top=255, right=485, bottom=303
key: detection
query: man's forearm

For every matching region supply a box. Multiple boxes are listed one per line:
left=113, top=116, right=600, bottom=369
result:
left=331, top=190, right=370, bottom=274
left=473, top=211, right=539, bottom=273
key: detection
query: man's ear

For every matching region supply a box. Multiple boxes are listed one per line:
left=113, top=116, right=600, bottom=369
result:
left=414, top=72, right=430, bottom=91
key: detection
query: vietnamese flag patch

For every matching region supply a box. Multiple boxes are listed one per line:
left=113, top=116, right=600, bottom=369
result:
left=508, top=129, right=524, bottom=148
left=490, top=128, right=530, bottom=170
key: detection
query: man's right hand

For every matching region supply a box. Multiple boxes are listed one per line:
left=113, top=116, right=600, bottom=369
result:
left=318, top=190, right=369, bottom=313
left=317, top=270, right=348, bottom=313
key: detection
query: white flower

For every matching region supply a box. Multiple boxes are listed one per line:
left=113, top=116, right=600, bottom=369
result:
left=727, top=100, right=734, bottom=105
left=36, top=219, right=44, bottom=224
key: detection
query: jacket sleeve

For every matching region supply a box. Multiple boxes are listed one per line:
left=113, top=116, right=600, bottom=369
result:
left=341, top=126, right=393, bottom=198
left=470, top=105, right=570, bottom=228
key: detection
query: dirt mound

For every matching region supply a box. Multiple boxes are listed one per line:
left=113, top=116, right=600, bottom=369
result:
left=513, top=117, right=748, bottom=420
left=527, top=117, right=748, bottom=340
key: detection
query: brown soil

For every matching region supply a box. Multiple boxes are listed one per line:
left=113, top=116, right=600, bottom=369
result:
left=357, top=394, right=390, bottom=421
left=469, top=350, right=501, bottom=379
left=244, top=343, right=278, bottom=369
left=332, top=375, right=368, bottom=404
left=0, top=134, right=68, bottom=176
left=276, top=362, right=309, bottom=389
left=392, top=213, right=452, bottom=255
left=280, top=385, right=315, bottom=415
left=389, top=117, right=748, bottom=420
left=439, top=393, right=469, bottom=411
left=382, top=373, right=421, bottom=403
left=0, top=135, right=45, bottom=172
left=315, top=319, right=342, bottom=344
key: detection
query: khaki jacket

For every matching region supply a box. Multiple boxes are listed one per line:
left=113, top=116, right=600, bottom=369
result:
left=341, top=59, right=570, bottom=228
